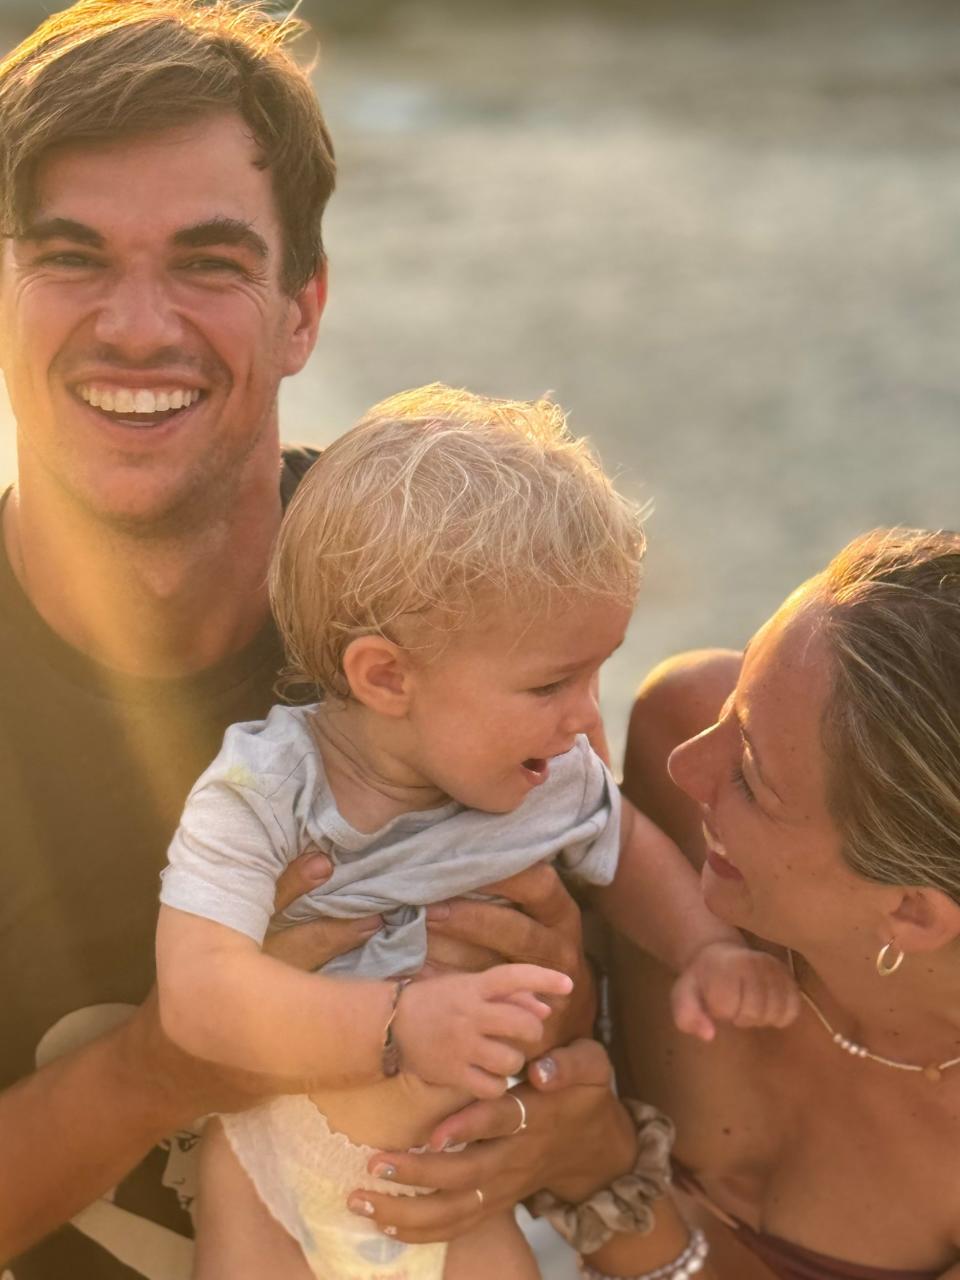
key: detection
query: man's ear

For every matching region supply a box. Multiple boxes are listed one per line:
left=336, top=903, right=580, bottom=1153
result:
left=342, top=634, right=413, bottom=716
left=281, top=262, right=328, bottom=376
left=884, top=887, right=960, bottom=955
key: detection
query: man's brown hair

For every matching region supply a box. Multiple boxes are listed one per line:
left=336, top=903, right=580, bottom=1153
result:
left=0, top=0, right=335, bottom=292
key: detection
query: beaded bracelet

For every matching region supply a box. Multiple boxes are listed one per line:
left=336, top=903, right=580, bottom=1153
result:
left=578, top=1227, right=709, bottom=1280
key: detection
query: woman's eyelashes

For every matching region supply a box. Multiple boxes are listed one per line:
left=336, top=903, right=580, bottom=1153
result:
left=731, top=763, right=756, bottom=803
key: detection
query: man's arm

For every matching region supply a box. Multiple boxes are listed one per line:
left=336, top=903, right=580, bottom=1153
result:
left=0, top=852, right=375, bottom=1263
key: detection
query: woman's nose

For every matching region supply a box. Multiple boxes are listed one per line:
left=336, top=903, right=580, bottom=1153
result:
left=668, top=723, right=720, bottom=806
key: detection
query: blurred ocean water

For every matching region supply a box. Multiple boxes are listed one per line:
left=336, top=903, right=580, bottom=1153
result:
left=2, top=1, right=960, bottom=764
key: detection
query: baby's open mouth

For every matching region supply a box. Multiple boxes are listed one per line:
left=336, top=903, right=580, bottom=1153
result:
left=522, top=758, right=548, bottom=777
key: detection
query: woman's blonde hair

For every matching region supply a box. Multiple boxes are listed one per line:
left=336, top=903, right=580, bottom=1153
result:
left=816, top=528, right=960, bottom=903
left=270, top=384, right=645, bottom=700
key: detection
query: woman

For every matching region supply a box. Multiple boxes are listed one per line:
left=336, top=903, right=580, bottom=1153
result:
left=350, top=527, right=960, bottom=1280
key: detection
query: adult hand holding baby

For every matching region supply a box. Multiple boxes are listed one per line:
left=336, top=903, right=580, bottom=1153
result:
left=264, top=848, right=384, bottom=971
left=348, top=1040, right=634, bottom=1243
left=424, top=862, right=597, bottom=1048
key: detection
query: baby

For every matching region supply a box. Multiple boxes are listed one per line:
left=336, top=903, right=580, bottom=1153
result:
left=156, top=385, right=798, bottom=1280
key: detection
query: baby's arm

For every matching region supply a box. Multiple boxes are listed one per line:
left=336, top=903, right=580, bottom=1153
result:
left=156, top=905, right=571, bottom=1096
left=587, top=799, right=798, bottom=1038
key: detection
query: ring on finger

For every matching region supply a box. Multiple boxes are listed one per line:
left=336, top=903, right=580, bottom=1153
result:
left=474, top=1188, right=484, bottom=1206
left=507, top=1092, right=528, bottom=1135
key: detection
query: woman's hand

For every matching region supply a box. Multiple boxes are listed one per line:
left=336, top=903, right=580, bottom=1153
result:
left=346, top=1040, right=636, bottom=1243
left=424, top=862, right=596, bottom=1047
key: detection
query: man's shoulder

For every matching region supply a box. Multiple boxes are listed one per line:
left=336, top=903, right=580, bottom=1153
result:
left=280, top=444, right=321, bottom=507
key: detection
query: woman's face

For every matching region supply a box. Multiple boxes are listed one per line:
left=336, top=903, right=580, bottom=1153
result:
left=668, top=591, right=881, bottom=953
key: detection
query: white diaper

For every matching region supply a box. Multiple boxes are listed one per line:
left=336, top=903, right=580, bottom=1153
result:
left=221, top=1096, right=447, bottom=1280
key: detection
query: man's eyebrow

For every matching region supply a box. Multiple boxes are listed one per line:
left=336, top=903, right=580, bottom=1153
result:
left=18, top=218, right=104, bottom=246
left=172, top=218, right=269, bottom=259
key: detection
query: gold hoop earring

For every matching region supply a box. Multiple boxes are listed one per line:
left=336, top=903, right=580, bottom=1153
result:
left=876, top=941, right=904, bottom=976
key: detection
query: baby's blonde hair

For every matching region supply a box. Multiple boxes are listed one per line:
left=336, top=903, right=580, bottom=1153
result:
left=270, top=384, right=645, bottom=699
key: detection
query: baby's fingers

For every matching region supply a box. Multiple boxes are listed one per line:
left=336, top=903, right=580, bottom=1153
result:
left=765, top=977, right=802, bottom=1028
left=463, top=1064, right=513, bottom=1099
left=478, top=1001, right=547, bottom=1050
left=501, top=991, right=553, bottom=1019
left=480, top=963, right=572, bottom=1005
left=730, top=964, right=802, bottom=1029
left=669, top=972, right=716, bottom=1042
left=471, top=1037, right=527, bottom=1081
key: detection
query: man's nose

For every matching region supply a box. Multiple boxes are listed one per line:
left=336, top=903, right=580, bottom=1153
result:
left=92, top=270, right=184, bottom=358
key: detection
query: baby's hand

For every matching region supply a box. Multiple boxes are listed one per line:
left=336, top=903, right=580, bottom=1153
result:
left=393, top=964, right=573, bottom=1098
left=670, top=941, right=800, bottom=1042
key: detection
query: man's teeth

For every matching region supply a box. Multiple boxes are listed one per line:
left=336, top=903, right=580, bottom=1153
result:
left=78, top=387, right=202, bottom=414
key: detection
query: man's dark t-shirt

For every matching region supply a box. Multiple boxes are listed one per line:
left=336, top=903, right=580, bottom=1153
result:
left=0, top=448, right=317, bottom=1279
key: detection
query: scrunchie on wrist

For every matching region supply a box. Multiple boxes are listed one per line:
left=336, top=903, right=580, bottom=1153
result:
left=525, top=1099, right=675, bottom=1254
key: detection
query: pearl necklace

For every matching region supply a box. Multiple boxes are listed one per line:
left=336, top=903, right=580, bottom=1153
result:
left=788, top=951, right=960, bottom=1084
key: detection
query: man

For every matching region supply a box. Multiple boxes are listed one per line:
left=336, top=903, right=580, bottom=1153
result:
left=0, top=3, right=340, bottom=1274
left=0, top=4, right=596, bottom=1277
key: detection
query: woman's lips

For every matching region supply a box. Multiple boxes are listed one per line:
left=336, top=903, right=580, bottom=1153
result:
left=702, top=824, right=743, bottom=880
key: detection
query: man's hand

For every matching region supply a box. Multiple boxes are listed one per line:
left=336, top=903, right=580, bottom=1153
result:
left=345, top=1040, right=636, bottom=1243
left=671, top=941, right=800, bottom=1042
left=424, top=862, right=596, bottom=1047
left=267, top=849, right=382, bottom=970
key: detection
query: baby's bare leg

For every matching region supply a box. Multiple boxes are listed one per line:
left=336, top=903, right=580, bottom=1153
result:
left=192, top=1118, right=313, bottom=1280
left=443, top=1211, right=539, bottom=1280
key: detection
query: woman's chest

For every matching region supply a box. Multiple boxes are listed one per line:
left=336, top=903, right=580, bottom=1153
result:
left=612, top=940, right=960, bottom=1269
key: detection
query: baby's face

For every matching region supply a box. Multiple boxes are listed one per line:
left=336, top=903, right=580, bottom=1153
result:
left=402, top=594, right=630, bottom=813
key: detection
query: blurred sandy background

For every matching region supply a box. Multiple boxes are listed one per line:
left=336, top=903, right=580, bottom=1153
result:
left=2, top=0, right=960, bottom=763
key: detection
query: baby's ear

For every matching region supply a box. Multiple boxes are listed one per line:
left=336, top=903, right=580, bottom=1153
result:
left=342, top=635, right=413, bottom=716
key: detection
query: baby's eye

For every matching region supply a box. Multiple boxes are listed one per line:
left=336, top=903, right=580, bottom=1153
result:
left=530, top=680, right=565, bottom=697
left=731, top=764, right=756, bottom=803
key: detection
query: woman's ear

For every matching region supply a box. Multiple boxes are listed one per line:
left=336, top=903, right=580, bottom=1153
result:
left=342, top=635, right=413, bottom=716
left=885, top=887, right=960, bottom=955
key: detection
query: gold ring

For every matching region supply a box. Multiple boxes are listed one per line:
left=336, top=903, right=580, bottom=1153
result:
left=507, top=1092, right=528, bottom=1135
left=474, top=1187, right=484, bottom=1206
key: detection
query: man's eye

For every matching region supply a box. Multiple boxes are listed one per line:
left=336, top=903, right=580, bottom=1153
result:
left=183, top=257, right=246, bottom=275
left=38, top=252, right=98, bottom=269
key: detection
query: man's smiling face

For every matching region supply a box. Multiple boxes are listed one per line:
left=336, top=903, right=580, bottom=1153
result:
left=0, top=112, right=322, bottom=530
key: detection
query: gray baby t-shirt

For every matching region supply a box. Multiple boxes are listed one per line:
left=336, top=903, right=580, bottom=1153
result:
left=160, top=704, right=620, bottom=979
